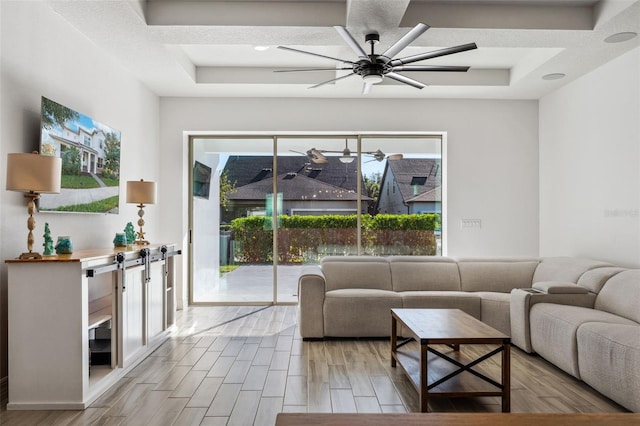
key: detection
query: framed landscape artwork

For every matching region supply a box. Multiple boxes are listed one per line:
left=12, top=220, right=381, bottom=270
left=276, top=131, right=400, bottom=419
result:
left=39, top=97, right=121, bottom=214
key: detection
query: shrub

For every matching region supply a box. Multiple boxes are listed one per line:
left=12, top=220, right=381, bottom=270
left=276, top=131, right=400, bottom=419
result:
left=230, top=213, right=439, bottom=264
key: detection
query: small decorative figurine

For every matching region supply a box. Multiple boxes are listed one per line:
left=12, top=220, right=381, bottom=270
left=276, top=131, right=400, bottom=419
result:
left=42, top=223, right=54, bottom=256
left=55, top=236, right=73, bottom=254
left=124, top=222, right=136, bottom=246
left=113, top=233, right=127, bottom=248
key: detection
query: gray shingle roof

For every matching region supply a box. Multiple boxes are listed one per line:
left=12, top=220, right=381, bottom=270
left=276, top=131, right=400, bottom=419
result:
left=224, top=155, right=361, bottom=192
left=387, top=158, right=441, bottom=203
left=229, top=173, right=371, bottom=201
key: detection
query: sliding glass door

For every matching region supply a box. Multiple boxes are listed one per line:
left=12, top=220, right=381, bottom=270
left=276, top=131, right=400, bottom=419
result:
left=190, top=133, right=445, bottom=305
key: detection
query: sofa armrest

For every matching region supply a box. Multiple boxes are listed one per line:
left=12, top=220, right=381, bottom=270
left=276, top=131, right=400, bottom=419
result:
left=532, top=281, right=590, bottom=294
left=510, top=287, right=596, bottom=352
left=298, top=265, right=327, bottom=339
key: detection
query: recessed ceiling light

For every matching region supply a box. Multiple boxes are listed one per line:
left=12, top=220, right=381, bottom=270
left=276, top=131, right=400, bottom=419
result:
left=604, top=32, right=637, bottom=43
left=542, top=73, right=566, bottom=81
left=254, top=45, right=270, bottom=51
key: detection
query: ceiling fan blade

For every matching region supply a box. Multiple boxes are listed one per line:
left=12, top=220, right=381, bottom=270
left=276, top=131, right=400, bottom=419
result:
left=390, top=43, right=478, bottom=66
left=362, top=81, right=373, bottom=95
left=309, top=72, right=357, bottom=89
left=380, top=23, right=430, bottom=63
left=392, top=65, right=471, bottom=72
left=334, top=26, right=370, bottom=61
left=386, top=72, right=426, bottom=89
left=274, top=67, right=354, bottom=73
left=308, top=148, right=328, bottom=164
left=277, top=46, right=355, bottom=64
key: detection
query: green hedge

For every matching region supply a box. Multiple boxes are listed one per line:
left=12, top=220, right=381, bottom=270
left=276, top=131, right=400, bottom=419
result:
left=230, top=213, right=439, bottom=264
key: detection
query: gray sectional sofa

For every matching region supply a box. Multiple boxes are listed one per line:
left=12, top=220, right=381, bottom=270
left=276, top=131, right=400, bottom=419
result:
left=297, top=255, right=640, bottom=412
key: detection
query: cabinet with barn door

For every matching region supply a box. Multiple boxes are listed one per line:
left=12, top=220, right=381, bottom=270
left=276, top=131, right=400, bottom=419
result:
left=6, top=244, right=180, bottom=410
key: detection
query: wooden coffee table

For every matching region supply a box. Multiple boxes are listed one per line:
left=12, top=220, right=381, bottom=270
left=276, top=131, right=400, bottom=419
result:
left=391, top=308, right=511, bottom=413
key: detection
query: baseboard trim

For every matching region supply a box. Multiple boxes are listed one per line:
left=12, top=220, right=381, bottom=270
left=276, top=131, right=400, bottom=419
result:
left=1, top=376, right=7, bottom=406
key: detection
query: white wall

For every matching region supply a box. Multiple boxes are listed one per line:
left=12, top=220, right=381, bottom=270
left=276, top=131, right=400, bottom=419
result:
left=539, top=47, right=640, bottom=267
left=0, top=2, right=160, bottom=381
left=159, top=97, right=540, bottom=308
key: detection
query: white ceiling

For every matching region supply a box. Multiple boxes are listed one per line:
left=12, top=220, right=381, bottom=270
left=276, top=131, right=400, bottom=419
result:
left=48, top=0, right=640, bottom=99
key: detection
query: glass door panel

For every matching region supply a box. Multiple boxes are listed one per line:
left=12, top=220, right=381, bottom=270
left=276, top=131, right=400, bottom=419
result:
left=191, top=137, right=274, bottom=303
left=361, top=136, right=444, bottom=256
left=275, top=137, right=359, bottom=302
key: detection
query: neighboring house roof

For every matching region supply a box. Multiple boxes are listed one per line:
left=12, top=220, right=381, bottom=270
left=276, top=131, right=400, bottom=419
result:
left=224, top=155, right=362, bottom=193
left=407, top=186, right=441, bottom=203
left=229, top=173, right=371, bottom=202
left=386, top=158, right=441, bottom=203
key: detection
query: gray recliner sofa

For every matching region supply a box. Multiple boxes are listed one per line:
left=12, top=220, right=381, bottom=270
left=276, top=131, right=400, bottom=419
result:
left=297, top=255, right=640, bottom=412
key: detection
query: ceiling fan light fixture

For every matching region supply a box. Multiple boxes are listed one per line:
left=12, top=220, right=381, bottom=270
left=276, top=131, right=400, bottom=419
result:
left=339, top=147, right=354, bottom=163
left=363, top=74, right=383, bottom=85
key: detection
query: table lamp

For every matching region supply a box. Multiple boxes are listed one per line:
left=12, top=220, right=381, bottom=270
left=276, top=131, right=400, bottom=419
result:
left=6, top=152, right=62, bottom=259
left=126, top=179, right=156, bottom=245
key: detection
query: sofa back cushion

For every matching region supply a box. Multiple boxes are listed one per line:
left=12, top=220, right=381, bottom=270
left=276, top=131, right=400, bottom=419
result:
left=533, top=257, right=612, bottom=284
left=595, top=270, right=640, bottom=323
left=321, top=256, right=392, bottom=291
left=457, top=258, right=540, bottom=293
left=577, top=267, right=627, bottom=294
left=389, top=256, right=461, bottom=292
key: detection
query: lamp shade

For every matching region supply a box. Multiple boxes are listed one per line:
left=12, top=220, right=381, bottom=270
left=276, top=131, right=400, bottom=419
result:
left=6, top=153, right=61, bottom=194
left=126, top=179, right=156, bottom=204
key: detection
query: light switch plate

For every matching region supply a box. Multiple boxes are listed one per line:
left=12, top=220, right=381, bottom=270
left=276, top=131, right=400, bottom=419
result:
left=460, top=219, right=482, bottom=229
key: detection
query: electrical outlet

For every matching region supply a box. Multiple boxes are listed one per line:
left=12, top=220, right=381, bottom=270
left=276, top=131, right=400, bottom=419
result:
left=460, top=219, right=482, bottom=229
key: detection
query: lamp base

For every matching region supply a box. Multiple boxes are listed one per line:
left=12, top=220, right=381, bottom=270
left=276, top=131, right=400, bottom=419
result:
left=134, top=240, right=150, bottom=245
left=18, top=251, right=43, bottom=260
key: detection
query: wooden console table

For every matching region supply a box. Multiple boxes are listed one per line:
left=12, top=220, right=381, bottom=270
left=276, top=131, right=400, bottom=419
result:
left=6, top=244, right=179, bottom=410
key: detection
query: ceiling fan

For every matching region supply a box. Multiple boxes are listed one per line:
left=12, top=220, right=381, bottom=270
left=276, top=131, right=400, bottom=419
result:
left=276, top=23, right=477, bottom=94
left=293, top=140, right=400, bottom=164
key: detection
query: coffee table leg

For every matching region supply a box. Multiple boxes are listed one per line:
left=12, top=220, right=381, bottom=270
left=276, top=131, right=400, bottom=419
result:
left=391, top=315, right=397, bottom=368
left=502, top=342, right=511, bottom=413
left=420, top=343, right=429, bottom=412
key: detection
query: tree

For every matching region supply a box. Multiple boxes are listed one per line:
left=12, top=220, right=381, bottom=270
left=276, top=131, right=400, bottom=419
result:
left=364, top=172, right=381, bottom=215
left=219, top=170, right=237, bottom=209
left=103, top=132, right=120, bottom=179
left=41, top=97, right=78, bottom=130
left=62, top=146, right=81, bottom=176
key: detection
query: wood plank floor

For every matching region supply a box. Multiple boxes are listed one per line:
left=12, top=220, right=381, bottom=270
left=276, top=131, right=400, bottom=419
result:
left=0, top=305, right=628, bottom=425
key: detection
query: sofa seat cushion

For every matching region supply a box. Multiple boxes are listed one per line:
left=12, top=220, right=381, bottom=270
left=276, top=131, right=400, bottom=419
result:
left=530, top=304, right=637, bottom=379
left=577, top=323, right=640, bottom=412
left=400, top=291, right=481, bottom=320
left=474, top=292, right=511, bottom=336
left=323, top=289, right=402, bottom=337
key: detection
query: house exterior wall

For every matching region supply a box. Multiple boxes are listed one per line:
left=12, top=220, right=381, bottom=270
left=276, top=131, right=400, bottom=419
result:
left=378, top=169, right=406, bottom=214
left=286, top=200, right=360, bottom=216
left=409, top=202, right=440, bottom=214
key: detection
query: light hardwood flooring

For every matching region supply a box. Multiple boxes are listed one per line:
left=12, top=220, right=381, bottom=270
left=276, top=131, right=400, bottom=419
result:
left=0, top=305, right=628, bottom=425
